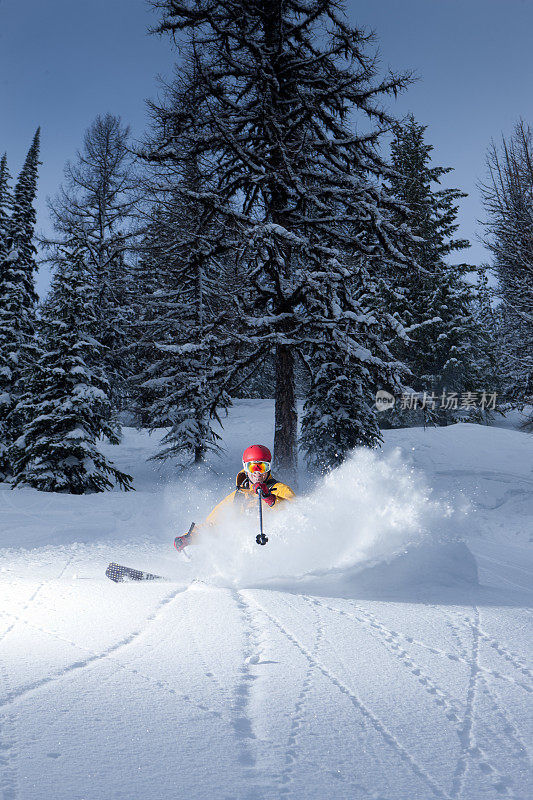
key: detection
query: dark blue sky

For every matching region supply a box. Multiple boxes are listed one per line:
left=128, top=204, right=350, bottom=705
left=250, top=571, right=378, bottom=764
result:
left=1, top=0, right=532, bottom=298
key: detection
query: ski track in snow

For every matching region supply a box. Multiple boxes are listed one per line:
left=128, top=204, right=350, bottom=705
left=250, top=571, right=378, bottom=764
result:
left=439, top=609, right=531, bottom=765
left=300, top=596, right=530, bottom=798
left=458, top=614, right=532, bottom=684
left=0, top=583, right=189, bottom=712
left=0, top=554, right=75, bottom=646
left=246, top=592, right=454, bottom=800
left=0, top=659, right=18, bottom=800
left=276, top=601, right=330, bottom=797
left=310, top=597, right=466, bottom=720
left=0, top=553, right=79, bottom=800
left=1, top=416, right=532, bottom=800
left=447, top=607, right=524, bottom=800
left=1, top=580, right=531, bottom=800
left=271, top=597, right=374, bottom=799
left=309, top=597, right=532, bottom=697
left=229, top=590, right=263, bottom=776
left=447, top=609, right=531, bottom=788
left=449, top=607, right=490, bottom=799
left=0, top=599, right=229, bottom=731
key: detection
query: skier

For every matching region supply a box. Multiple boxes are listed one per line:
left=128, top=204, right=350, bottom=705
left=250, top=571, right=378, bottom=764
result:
left=174, top=444, right=296, bottom=551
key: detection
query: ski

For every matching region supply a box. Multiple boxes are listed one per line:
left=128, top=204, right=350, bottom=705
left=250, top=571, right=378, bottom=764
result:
left=105, top=562, right=166, bottom=583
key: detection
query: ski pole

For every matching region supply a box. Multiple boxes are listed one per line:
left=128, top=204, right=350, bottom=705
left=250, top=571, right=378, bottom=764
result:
left=183, top=522, right=195, bottom=560
left=256, top=489, right=268, bottom=546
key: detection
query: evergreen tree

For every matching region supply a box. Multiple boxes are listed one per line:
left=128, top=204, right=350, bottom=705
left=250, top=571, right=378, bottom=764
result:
left=11, top=246, right=133, bottom=493
left=127, top=213, right=167, bottom=428
left=480, top=120, right=533, bottom=429
left=131, top=189, right=229, bottom=465
left=151, top=0, right=417, bottom=478
left=0, top=129, right=40, bottom=479
left=135, top=65, right=235, bottom=465
left=299, top=256, right=393, bottom=471
left=0, top=151, right=13, bottom=480
left=0, top=153, right=12, bottom=257
left=384, top=115, right=485, bottom=425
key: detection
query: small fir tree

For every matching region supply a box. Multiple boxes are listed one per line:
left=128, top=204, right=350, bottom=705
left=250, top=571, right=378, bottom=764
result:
left=131, top=188, right=229, bottom=465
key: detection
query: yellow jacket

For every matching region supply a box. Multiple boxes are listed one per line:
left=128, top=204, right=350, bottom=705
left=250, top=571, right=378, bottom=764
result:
left=194, top=471, right=295, bottom=536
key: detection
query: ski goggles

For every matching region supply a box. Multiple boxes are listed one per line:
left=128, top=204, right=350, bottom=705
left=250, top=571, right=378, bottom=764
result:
left=243, top=460, right=271, bottom=474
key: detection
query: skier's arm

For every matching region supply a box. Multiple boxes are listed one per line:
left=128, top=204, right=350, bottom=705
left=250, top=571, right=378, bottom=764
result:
left=176, top=490, right=237, bottom=551
left=202, top=490, right=237, bottom=527
left=270, top=483, right=296, bottom=503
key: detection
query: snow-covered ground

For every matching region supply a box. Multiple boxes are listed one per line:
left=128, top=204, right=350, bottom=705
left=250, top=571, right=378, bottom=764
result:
left=0, top=401, right=531, bottom=800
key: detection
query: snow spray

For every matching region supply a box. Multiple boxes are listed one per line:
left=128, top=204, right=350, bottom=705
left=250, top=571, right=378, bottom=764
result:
left=170, top=447, right=454, bottom=589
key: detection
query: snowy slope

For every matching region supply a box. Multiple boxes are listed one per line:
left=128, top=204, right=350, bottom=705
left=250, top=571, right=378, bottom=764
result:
left=0, top=402, right=531, bottom=800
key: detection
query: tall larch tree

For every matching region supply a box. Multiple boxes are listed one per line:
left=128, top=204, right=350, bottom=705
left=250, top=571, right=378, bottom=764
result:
left=150, top=0, right=419, bottom=480
left=43, top=114, right=140, bottom=411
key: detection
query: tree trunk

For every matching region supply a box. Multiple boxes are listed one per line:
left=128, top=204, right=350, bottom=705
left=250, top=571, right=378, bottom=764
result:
left=273, top=343, right=298, bottom=487
left=263, top=0, right=298, bottom=484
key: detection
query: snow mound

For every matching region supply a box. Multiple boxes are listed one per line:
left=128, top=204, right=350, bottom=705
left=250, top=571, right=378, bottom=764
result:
left=255, top=540, right=478, bottom=599
left=168, top=447, right=474, bottom=592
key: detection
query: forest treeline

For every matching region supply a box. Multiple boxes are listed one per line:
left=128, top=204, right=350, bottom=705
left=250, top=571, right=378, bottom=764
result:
left=0, top=0, right=531, bottom=492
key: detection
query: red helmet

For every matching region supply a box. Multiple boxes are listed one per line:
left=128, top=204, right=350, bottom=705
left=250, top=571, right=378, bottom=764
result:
left=242, top=444, right=272, bottom=463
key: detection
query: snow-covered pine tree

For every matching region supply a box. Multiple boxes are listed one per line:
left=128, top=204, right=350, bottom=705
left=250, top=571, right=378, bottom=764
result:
left=0, top=153, right=12, bottom=257
left=0, top=151, right=13, bottom=480
left=132, top=187, right=231, bottom=465
left=151, top=0, right=418, bottom=479
left=127, top=212, right=166, bottom=428
left=11, top=245, right=133, bottom=493
left=0, top=130, right=40, bottom=480
left=384, top=115, right=486, bottom=425
left=43, top=114, right=140, bottom=411
left=6, top=129, right=40, bottom=302
left=134, top=66, right=234, bottom=465
left=480, top=120, right=533, bottom=429
left=299, top=258, right=391, bottom=471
